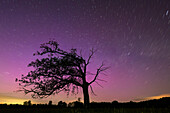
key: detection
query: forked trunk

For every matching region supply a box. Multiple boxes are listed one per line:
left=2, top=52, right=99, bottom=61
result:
left=83, top=84, right=90, bottom=108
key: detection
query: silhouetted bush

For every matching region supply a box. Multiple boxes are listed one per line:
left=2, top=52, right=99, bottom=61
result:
left=68, top=101, right=83, bottom=108
left=58, top=101, right=67, bottom=108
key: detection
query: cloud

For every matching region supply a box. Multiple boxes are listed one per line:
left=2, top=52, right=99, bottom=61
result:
left=0, top=72, right=11, bottom=77
left=3, top=72, right=10, bottom=75
left=134, top=93, right=170, bottom=102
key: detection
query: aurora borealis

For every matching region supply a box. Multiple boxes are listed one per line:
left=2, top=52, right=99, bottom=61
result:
left=0, top=0, right=170, bottom=104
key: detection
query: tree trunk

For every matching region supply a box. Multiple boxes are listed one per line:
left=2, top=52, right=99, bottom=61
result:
left=83, top=84, right=90, bottom=108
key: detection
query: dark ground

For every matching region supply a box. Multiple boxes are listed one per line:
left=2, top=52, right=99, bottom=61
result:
left=0, top=107, right=170, bottom=113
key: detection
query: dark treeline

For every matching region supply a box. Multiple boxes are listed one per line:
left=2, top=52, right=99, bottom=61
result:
left=90, top=97, right=170, bottom=108
left=0, top=97, right=170, bottom=108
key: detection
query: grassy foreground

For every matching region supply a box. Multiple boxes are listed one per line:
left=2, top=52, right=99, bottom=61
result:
left=0, top=108, right=170, bottom=113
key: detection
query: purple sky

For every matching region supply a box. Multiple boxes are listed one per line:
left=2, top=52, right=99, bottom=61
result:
left=0, top=0, right=170, bottom=104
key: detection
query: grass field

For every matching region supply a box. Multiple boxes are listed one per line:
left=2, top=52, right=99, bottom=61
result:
left=0, top=108, right=170, bottom=113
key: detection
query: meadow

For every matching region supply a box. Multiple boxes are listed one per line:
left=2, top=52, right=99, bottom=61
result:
left=1, top=107, right=170, bottom=113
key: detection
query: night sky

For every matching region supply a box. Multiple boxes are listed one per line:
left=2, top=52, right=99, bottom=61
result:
left=0, top=0, right=170, bottom=105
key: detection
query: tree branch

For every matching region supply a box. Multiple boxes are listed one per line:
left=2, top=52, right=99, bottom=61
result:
left=95, top=81, right=103, bottom=88
left=90, top=85, right=97, bottom=96
left=86, top=48, right=96, bottom=65
left=89, top=63, right=109, bottom=85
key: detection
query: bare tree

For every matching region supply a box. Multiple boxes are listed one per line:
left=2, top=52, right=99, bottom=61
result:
left=16, top=40, right=108, bottom=107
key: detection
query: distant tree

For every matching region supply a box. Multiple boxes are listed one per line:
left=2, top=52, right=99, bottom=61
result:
left=112, top=100, right=119, bottom=108
left=68, top=101, right=83, bottom=108
left=48, top=100, right=52, bottom=106
left=58, top=101, right=67, bottom=107
left=16, top=40, right=108, bottom=107
left=112, top=100, right=118, bottom=104
left=23, top=100, right=31, bottom=106
left=68, top=102, right=73, bottom=107
left=28, top=100, right=31, bottom=106
left=78, top=97, right=81, bottom=102
left=23, top=101, right=28, bottom=106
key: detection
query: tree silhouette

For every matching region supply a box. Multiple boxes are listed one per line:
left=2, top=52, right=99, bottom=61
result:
left=23, top=100, right=31, bottom=106
left=48, top=100, right=52, bottom=106
left=23, top=101, right=28, bottom=106
left=58, top=101, right=67, bottom=107
left=16, top=40, right=108, bottom=107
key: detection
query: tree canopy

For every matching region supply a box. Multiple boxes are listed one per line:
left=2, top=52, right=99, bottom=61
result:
left=16, top=40, right=108, bottom=107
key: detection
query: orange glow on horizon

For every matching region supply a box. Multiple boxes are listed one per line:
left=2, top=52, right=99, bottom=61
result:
left=134, top=93, right=170, bottom=102
left=145, top=94, right=170, bottom=100
left=0, top=95, right=29, bottom=105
